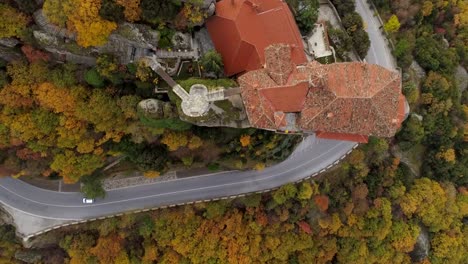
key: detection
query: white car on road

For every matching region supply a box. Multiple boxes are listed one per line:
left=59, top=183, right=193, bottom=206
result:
left=82, top=198, right=94, bottom=204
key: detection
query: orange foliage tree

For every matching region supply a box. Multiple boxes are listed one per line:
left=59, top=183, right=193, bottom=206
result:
left=67, top=0, right=117, bottom=47
left=116, top=0, right=141, bottom=22
left=240, top=135, right=251, bottom=147
left=21, top=45, right=51, bottom=63
left=90, top=233, right=124, bottom=263
left=161, top=131, right=189, bottom=151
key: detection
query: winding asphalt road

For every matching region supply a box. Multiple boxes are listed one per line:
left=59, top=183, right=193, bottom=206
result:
left=0, top=0, right=395, bottom=221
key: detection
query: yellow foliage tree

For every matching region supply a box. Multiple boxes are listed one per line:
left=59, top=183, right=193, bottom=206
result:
left=143, top=170, right=160, bottom=178
left=431, top=226, right=467, bottom=263
left=384, top=15, right=401, bottom=33
left=399, top=178, right=461, bottom=232
left=254, top=162, right=265, bottom=171
left=435, top=148, right=456, bottom=163
left=454, top=1, right=468, bottom=27
left=0, top=4, right=28, bottom=38
left=182, top=3, right=206, bottom=26
left=67, top=0, right=117, bottom=47
left=50, top=150, right=103, bottom=183
left=43, top=0, right=76, bottom=27
left=421, top=1, right=434, bottom=17
left=161, top=131, right=189, bottom=151
left=76, top=138, right=95, bottom=154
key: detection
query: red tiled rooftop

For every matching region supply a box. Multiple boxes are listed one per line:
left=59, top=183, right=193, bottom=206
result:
left=238, top=44, right=406, bottom=140
left=206, top=0, right=307, bottom=76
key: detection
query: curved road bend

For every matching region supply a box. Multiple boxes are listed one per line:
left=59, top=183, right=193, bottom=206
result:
left=0, top=1, right=394, bottom=221
left=355, top=0, right=397, bottom=69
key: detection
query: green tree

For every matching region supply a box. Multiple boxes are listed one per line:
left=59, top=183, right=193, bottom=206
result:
left=272, top=183, right=297, bottom=205
left=352, top=29, right=370, bottom=59
left=342, top=12, right=363, bottom=33
left=204, top=201, right=228, bottom=219
left=81, top=173, right=106, bottom=199
left=394, top=37, right=414, bottom=69
left=200, top=50, right=224, bottom=78
left=414, top=36, right=458, bottom=74
left=397, top=115, right=425, bottom=150
left=141, top=0, right=181, bottom=24
left=99, top=0, right=125, bottom=22
left=84, top=68, right=105, bottom=88
left=294, top=0, right=319, bottom=33
left=138, top=215, right=155, bottom=238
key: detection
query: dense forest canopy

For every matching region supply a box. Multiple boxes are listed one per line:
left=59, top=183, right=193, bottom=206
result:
left=0, top=0, right=466, bottom=263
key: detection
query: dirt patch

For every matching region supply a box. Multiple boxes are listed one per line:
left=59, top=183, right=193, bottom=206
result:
left=197, top=141, right=222, bottom=162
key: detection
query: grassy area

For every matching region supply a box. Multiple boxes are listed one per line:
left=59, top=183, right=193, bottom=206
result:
left=176, top=61, right=201, bottom=79
left=177, top=78, right=238, bottom=91
left=316, top=55, right=335, bottom=64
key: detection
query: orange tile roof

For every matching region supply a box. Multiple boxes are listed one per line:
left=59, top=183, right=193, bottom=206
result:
left=299, top=63, right=402, bottom=137
left=238, top=44, right=406, bottom=141
left=259, top=82, right=309, bottom=112
left=206, top=0, right=307, bottom=76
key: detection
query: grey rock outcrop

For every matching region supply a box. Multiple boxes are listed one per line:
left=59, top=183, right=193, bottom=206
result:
left=0, top=38, right=20, bottom=48
left=15, top=250, right=42, bottom=264
left=0, top=46, right=23, bottom=62
left=138, top=99, right=178, bottom=120
left=455, top=65, right=467, bottom=92
left=410, top=225, right=430, bottom=262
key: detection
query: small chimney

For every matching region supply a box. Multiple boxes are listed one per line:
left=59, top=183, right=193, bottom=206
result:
left=245, top=0, right=261, bottom=12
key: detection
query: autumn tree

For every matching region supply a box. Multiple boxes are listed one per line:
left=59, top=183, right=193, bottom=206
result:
left=399, top=178, right=461, bottom=232
left=161, top=131, right=189, bottom=151
left=51, top=150, right=103, bottom=183
left=116, top=0, right=141, bottom=22
left=90, top=233, right=124, bottom=263
left=430, top=225, right=467, bottom=263
left=239, top=134, right=251, bottom=147
left=34, top=82, right=78, bottom=115
left=75, top=89, right=127, bottom=142
left=0, top=4, right=28, bottom=38
left=59, top=233, right=96, bottom=264
left=188, top=135, right=203, bottom=150
left=175, top=2, right=206, bottom=29
left=272, top=183, right=297, bottom=205
left=43, top=0, right=75, bottom=27
left=96, top=54, right=119, bottom=79
left=67, top=0, right=117, bottom=47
